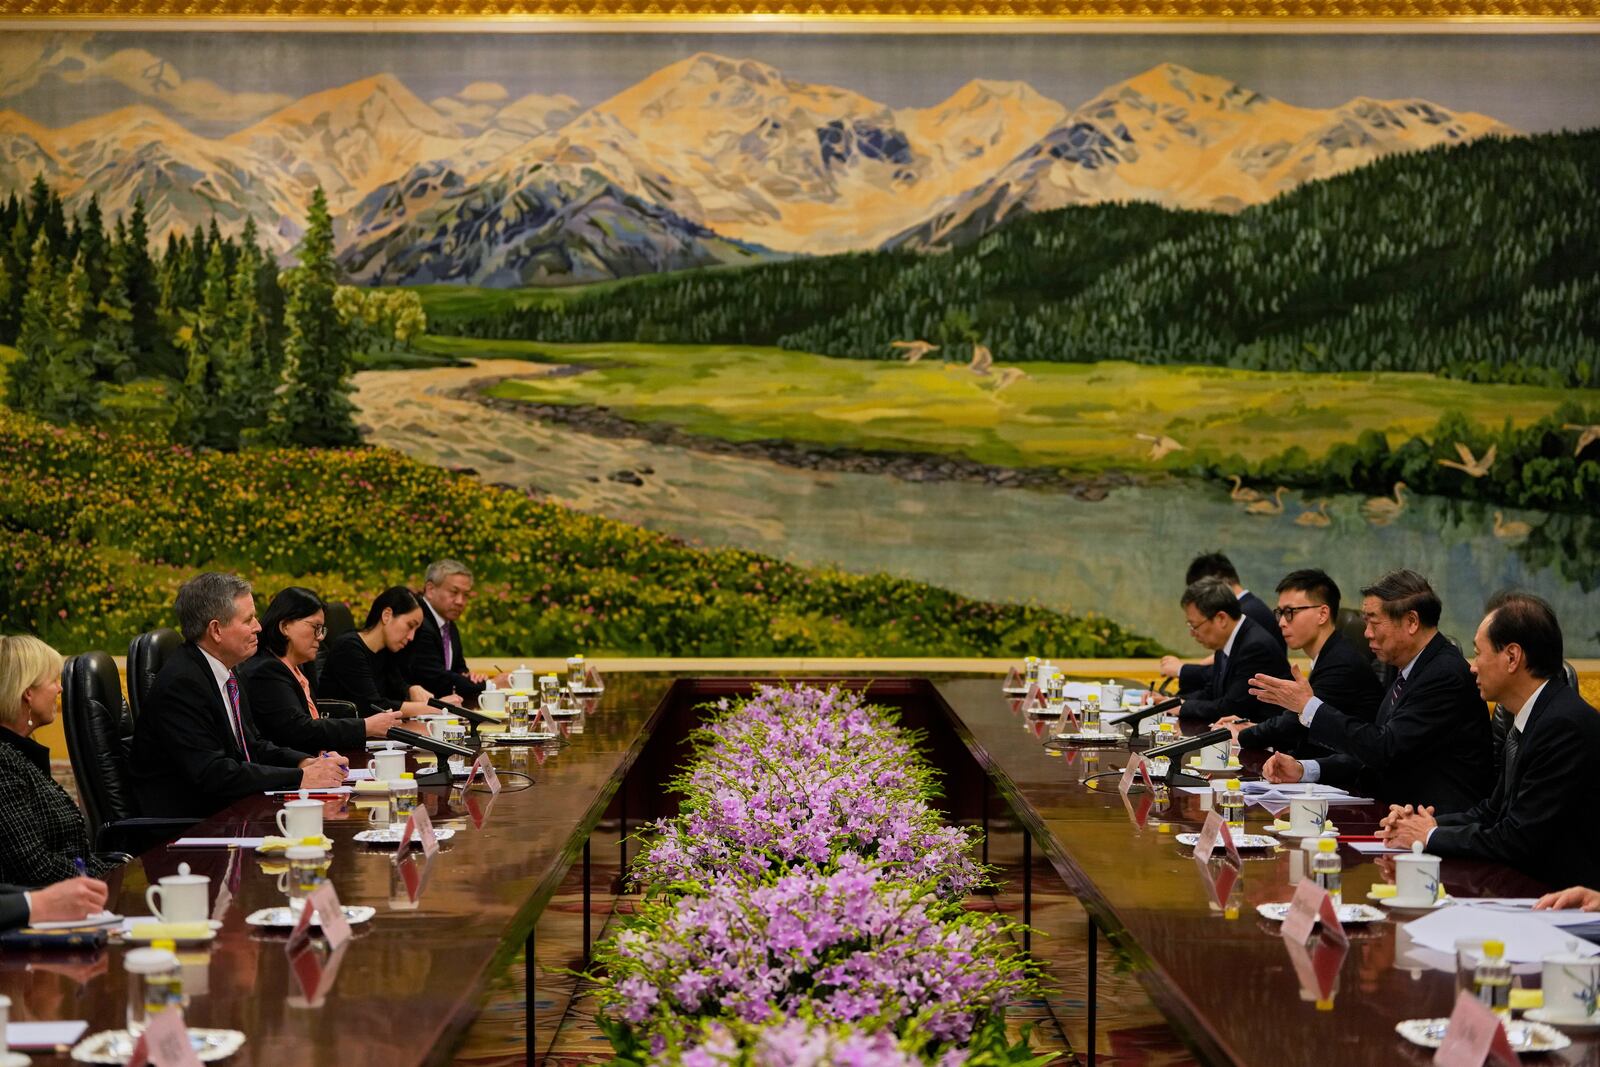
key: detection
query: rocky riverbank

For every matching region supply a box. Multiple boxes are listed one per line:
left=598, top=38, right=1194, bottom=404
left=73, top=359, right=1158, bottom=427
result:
left=454, top=375, right=1138, bottom=500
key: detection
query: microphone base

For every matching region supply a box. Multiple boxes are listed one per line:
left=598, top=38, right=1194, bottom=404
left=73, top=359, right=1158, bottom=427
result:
left=411, top=763, right=453, bottom=787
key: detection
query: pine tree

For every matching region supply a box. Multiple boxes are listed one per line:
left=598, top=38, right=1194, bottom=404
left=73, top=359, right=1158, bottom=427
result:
left=122, top=199, right=161, bottom=373
left=172, top=240, right=233, bottom=446
left=268, top=187, right=357, bottom=446
left=77, top=196, right=110, bottom=312
left=92, top=248, right=137, bottom=386
left=9, top=231, right=94, bottom=423
left=1, top=215, right=30, bottom=343
left=225, top=237, right=270, bottom=440
left=60, top=250, right=91, bottom=338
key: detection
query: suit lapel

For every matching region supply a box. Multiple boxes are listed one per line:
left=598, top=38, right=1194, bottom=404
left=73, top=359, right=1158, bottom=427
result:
left=191, top=645, right=242, bottom=758
left=1507, top=679, right=1564, bottom=795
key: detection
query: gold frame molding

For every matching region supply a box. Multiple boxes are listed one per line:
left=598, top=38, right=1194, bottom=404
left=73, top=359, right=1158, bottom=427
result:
left=4, top=0, right=1599, bottom=20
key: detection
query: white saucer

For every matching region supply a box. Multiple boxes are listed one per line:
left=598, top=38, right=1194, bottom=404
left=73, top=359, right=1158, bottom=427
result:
left=569, top=685, right=603, bottom=695
left=488, top=731, right=556, bottom=744
left=1256, top=901, right=1386, bottom=924
left=353, top=827, right=457, bottom=846
left=1051, top=733, right=1124, bottom=745
left=1378, top=895, right=1449, bottom=910
left=244, top=905, right=375, bottom=929
left=1002, top=686, right=1029, bottom=696
left=71, top=1028, right=245, bottom=1063
left=1523, top=1009, right=1600, bottom=1031
left=1, top=1052, right=31, bottom=1067
left=1274, top=825, right=1341, bottom=839
left=1175, top=832, right=1279, bottom=851
left=1395, top=1017, right=1569, bottom=1052
left=549, top=707, right=582, bottom=718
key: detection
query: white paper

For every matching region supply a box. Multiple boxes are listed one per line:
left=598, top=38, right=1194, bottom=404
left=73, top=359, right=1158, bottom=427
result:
left=170, top=837, right=268, bottom=848
left=25, top=910, right=120, bottom=930
left=1348, top=841, right=1409, bottom=855
left=265, top=786, right=353, bottom=796
left=1450, top=899, right=1600, bottom=929
left=1243, top=781, right=1349, bottom=796
left=1404, top=907, right=1600, bottom=962
left=6, top=1021, right=90, bottom=1049
left=344, top=768, right=375, bottom=781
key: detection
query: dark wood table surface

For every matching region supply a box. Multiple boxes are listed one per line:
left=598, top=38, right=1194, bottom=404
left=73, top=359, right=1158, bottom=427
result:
left=0, top=674, right=677, bottom=1066
left=933, top=677, right=1600, bottom=1067
left=3, top=673, right=1593, bottom=1066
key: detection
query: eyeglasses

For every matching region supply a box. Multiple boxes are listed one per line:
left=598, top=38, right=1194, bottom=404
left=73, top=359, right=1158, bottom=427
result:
left=1273, top=605, right=1322, bottom=622
left=304, top=622, right=328, bottom=638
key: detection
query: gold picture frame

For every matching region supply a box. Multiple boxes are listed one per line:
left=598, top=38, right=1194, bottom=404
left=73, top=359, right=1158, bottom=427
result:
left=3, top=0, right=1598, bottom=21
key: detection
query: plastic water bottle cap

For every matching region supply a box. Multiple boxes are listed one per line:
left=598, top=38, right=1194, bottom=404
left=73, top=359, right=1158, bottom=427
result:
left=1484, top=940, right=1505, bottom=958
left=1317, top=838, right=1337, bottom=852
left=1225, top=779, right=1241, bottom=790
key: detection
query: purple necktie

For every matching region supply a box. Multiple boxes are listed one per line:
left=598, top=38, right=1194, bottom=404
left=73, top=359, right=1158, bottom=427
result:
left=225, top=672, right=251, bottom=761
left=440, top=620, right=454, bottom=671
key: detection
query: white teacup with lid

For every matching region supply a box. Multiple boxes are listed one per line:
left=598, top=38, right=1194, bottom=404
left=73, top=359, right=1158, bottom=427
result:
left=276, top=790, right=324, bottom=840
left=1393, top=841, right=1443, bottom=906
left=145, top=862, right=209, bottom=924
left=1542, top=940, right=1600, bottom=1023
left=372, top=745, right=407, bottom=782
left=478, top=682, right=506, bottom=713
left=510, top=664, right=536, bottom=692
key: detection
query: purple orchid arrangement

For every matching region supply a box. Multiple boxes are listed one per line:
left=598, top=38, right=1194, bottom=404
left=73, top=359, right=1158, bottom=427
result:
left=633, top=685, right=984, bottom=898
left=594, top=685, right=1051, bottom=1065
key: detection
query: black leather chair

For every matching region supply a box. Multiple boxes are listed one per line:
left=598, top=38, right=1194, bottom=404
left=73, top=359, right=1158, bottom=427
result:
left=126, top=628, right=182, bottom=725
left=61, top=651, right=195, bottom=853
left=314, top=601, right=356, bottom=679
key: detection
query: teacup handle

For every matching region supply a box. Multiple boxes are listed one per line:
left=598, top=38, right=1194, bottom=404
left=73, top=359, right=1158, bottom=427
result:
left=145, top=885, right=166, bottom=922
left=276, top=808, right=291, bottom=836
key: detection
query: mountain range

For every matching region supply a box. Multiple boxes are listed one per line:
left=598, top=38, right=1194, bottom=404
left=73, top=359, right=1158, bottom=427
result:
left=0, top=55, right=1515, bottom=284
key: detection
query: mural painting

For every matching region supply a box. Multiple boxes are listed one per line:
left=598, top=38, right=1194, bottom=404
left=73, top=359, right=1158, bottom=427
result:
left=2, top=30, right=1598, bottom=656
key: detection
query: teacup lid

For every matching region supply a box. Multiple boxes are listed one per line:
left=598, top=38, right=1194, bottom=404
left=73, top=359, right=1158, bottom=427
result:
left=163, top=862, right=207, bottom=885
left=484, top=680, right=497, bottom=691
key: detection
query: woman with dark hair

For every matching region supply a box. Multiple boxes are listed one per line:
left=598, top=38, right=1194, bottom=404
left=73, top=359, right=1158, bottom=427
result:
left=317, top=586, right=456, bottom=719
left=238, top=587, right=406, bottom=751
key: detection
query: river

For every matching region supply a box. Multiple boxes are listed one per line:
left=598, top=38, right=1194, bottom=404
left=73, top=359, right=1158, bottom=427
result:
left=354, top=360, right=1600, bottom=655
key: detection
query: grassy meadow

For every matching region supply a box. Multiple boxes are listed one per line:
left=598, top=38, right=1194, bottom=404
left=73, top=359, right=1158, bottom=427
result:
left=421, top=335, right=1591, bottom=472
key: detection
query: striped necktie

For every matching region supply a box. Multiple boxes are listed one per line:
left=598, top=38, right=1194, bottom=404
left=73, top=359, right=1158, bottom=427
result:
left=224, top=672, right=252, bottom=761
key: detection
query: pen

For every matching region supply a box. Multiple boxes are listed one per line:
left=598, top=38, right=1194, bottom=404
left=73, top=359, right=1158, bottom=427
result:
left=73, top=856, right=87, bottom=877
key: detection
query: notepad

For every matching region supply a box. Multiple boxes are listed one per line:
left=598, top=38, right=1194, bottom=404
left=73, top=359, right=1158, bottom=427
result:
left=7, top=1021, right=90, bottom=1049
left=171, top=837, right=267, bottom=848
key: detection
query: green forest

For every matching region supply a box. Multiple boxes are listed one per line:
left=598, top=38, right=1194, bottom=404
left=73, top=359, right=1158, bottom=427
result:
left=443, top=130, right=1600, bottom=389
left=0, top=179, right=417, bottom=449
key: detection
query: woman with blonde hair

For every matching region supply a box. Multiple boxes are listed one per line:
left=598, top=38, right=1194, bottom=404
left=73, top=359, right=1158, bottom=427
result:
left=0, top=635, right=121, bottom=885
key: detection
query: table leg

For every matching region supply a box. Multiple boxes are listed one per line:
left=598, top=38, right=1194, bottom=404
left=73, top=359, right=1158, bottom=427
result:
left=1087, top=917, right=1097, bottom=1067
left=582, top=838, right=592, bottom=963
left=1022, top=830, right=1032, bottom=955
left=981, top=779, right=990, bottom=865
left=525, top=924, right=537, bottom=1064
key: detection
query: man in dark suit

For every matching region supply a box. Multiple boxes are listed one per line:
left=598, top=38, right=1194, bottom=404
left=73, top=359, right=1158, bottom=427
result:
left=1253, top=569, right=1491, bottom=813
left=131, top=573, right=348, bottom=819
left=1382, top=592, right=1600, bottom=890
left=1214, top=569, right=1383, bottom=755
left=402, top=560, right=505, bottom=701
left=0, top=876, right=107, bottom=930
left=1176, top=578, right=1293, bottom=723
left=1159, top=551, right=1286, bottom=691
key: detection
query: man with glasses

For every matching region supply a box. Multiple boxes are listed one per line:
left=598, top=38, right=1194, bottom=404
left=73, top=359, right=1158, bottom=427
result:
left=403, top=560, right=507, bottom=702
left=1177, top=578, right=1293, bottom=723
left=1158, top=551, right=1286, bottom=690
left=1248, top=569, right=1491, bottom=813
left=1212, top=569, right=1383, bottom=758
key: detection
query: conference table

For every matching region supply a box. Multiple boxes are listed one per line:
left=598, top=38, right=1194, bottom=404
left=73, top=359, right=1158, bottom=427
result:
left=0, top=673, right=1592, bottom=1066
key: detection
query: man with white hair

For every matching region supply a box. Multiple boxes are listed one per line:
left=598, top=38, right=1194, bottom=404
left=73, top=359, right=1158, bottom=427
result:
left=402, top=560, right=504, bottom=701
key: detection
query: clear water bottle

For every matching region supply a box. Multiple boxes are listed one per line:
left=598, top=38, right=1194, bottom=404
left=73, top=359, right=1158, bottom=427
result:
left=1474, top=939, right=1512, bottom=1017
left=1310, top=837, right=1342, bottom=905
left=1219, top=778, right=1245, bottom=830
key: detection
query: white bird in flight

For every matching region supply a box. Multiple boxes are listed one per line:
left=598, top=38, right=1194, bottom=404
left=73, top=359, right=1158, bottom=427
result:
left=1564, top=424, right=1600, bottom=457
left=968, top=344, right=994, bottom=375
left=890, top=340, right=939, bottom=363
left=1135, top=432, right=1185, bottom=461
left=991, top=367, right=1029, bottom=392
left=1437, top=442, right=1496, bottom=478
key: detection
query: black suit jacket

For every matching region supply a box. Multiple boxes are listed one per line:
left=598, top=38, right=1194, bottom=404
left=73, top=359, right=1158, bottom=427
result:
left=1239, top=630, right=1385, bottom=755
left=1179, top=615, right=1293, bottom=723
left=131, top=644, right=311, bottom=818
left=401, top=608, right=483, bottom=701
left=1430, top=678, right=1600, bottom=890
left=0, top=884, right=29, bottom=931
left=1307, top=631, right=1491, bottom=813
left=318, top=632, right=409, bottom=713
left=237, top=653, right=366, bottom=754
left=1177, top=590, right=1287, bottom=692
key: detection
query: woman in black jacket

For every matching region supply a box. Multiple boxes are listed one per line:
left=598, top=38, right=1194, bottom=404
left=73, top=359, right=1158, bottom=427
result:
left=238, top=587, right=405, bottom=752
left=0, top=635, right=122, bottom=885
left=317, top=586, right=455, bottom=719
